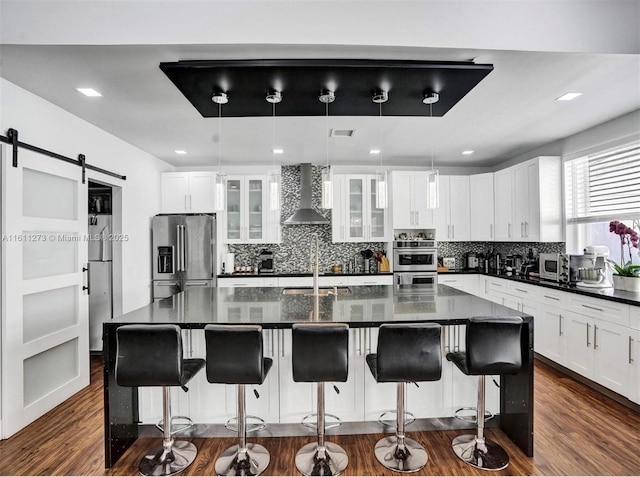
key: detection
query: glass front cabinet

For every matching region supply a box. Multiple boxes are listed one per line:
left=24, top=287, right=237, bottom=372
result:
left=224, top=175, right=280, bottom=244
left=334, top=174, right=390, bottom=242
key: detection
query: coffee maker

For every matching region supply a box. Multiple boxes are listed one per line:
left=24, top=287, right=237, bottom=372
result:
left=465, top=252, right=479, bottom=270
left=258, top=250, right=275, bottom=274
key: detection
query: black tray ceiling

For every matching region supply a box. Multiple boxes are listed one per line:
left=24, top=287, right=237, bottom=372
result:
left=160, top=59, right=493, bottom=118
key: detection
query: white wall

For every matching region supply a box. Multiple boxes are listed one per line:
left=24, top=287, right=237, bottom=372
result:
left=0, top=78, right=173, bottom=314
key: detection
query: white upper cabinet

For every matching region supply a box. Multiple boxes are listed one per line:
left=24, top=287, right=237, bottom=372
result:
left=161, top=171, right=216, bottom=213
left=390, top=171, right=435, bottom=229
left=493, top=156, right=562, bottom=242
left=469, top=173, right=495, bottom=241
left=222, top=175, right=280, bottom=244
left=333, top=174, right=390, bottom=242
left=434, top=176, right=470, bottom=242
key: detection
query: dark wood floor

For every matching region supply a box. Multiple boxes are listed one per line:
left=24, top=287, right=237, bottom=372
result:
left=1, top=356, right=639, bottom=475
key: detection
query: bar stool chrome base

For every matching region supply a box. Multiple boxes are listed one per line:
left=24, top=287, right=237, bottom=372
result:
left=214, top=443, right=270, bottom=476
left=453, top=407, right=495, bottom=423
left=451, top=434, right=509, bottom=471
left=377, top=410, right=415, bottom=429
left=301, top=412, right=342, bottom=431
left=374, top=436, right=428, bottom=473
left=295, top=442, right=348, bottom=476
left=139, top=440, right=198, bottom=476
left=156, top=415, right=194, bottom=435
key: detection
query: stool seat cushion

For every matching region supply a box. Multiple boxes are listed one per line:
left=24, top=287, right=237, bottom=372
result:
left=446, top=316, right=523, bottom=376
left=205, top=324, right=272, bottom=384
left=116, top=324, right=204, bottom=387
left=367, top=323, right=442, bottom=383
left=292, top=323, right=349, bottom=383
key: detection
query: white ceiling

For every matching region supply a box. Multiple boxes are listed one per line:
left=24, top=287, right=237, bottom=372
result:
left=1, top=2, right=639, bottom=169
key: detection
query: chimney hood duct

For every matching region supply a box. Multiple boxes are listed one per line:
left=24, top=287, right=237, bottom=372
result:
left=283, top=164, right=330, bottom=225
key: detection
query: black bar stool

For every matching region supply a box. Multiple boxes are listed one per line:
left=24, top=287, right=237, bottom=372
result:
left=446, top=316, right=523, bottom=471
left=116, top=324, right=205, bottom=476
left=292, top=323, right=349, bottom=476
left=205, top=324, right=273, bottom=476
left=366, top=323, right=442, bottom=473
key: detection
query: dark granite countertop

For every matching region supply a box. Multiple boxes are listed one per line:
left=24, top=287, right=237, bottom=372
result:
left=109, top=284, right=531, bottom=328
left=439, top=269, right=640, bottom=306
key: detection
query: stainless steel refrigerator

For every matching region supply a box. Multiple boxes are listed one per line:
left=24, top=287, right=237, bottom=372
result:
left=152, top=214, right=216, bottom=301
left=88, top=214, right=113, bottom=351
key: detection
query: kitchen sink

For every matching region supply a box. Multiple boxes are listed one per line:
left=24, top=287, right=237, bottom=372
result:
left=281, top=287, right=351, bottom=296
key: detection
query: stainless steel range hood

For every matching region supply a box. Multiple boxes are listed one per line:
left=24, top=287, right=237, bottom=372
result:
left=283, top=163, right=330, bottom=225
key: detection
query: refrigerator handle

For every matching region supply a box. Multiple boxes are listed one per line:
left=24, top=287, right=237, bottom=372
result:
left=82, top=265, right=90, bottom=295
left=181, top=225, right=187, bottom=271
left=100, top=226, right=108, bottom=261
left=176, top=225, right=184, bottom=272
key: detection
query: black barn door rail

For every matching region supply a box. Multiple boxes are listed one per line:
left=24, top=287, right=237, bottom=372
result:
left=0, top=128, right=126, bottom=182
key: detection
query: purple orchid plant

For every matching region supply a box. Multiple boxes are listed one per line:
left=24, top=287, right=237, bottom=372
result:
left=609, top=220, right=640, bottom=277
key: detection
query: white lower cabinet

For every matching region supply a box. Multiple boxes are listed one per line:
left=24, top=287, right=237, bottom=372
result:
left=563, top=311, right=594, bottom=377
left=592, top=319, right=633, bottom=397
left=363, top=327, right=397, bottom=421
left=278, top=329, right=315, bottom=423
left=629, top=330, right=640, bottom=404
left=537, top=304, right=565, bottom=363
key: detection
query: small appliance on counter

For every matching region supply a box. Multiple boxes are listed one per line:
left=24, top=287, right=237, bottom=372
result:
left=465, top=252, right=479, bottom=270
left=258, top=249, right=275, bottom=274
left=576, top=245, right=613, bottom=289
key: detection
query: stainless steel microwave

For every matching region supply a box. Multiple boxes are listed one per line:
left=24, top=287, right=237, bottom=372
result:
left=539, top=253, right=592, bottom=283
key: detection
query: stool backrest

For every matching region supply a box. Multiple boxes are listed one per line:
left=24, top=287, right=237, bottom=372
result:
left=292, top=323, right=349, bottom=383
left=204, top=324, right=266, bottom=384
left=376, top=323, right=442, bottom=382
left=466, top=316, right=523, bottom=375
left=116, top=324, right=183, bottom=387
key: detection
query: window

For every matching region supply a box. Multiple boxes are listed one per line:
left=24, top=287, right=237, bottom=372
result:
left=564, top=141, right=640, bottom=266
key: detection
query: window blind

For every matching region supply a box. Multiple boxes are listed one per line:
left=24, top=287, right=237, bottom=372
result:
left=565, top=141, right=640, bottom=224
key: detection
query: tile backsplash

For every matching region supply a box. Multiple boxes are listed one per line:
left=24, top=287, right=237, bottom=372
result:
left=437, top=241, right=565, bottom=269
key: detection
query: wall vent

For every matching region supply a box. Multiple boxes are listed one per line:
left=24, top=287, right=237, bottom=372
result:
left=330, top=129, right=355, bottom=137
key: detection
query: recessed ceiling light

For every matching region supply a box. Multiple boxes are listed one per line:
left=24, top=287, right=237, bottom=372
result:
left=174, top=150, right=187, bottom=155
left=272, top=148, right=284, bottom=154
left=369, top=149, right=381, bottom=155
left=76, top=87, right=102, bottom=97
left=556, top=92, right=583, bottom=101
left=462, top=150, right=474, bottom=155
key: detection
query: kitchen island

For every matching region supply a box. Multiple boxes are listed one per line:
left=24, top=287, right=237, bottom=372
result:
left=103, top=284, right=533, bottom=467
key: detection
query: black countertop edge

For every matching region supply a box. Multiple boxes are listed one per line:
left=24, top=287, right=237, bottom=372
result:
left=218, top=272, right=394, bottom=278
left=440, top=269, right=640, bottom=306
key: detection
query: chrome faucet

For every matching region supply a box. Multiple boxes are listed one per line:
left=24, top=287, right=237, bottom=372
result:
left=312, top=233, right=320, bottom=295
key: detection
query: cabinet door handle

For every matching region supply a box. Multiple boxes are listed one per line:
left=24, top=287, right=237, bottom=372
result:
left=629, top=336, right=634, bottom=364
left=490, top=223, right=493, bottom=239
left=185, top=195, right=188, bottom=210
left=525, top=221, right=529, bottom=237
left=484, top=280, right=488, bottom=295
left=270, top=329, right=275, bottom=358
left=280, top=329, right=285, bottom=358
left=594, top=324, right=598, bottom=349
left=357, top=328, right=362, bottom=355
left=521, top=221, right=524, bottom=238
left=559, top=314, right=563, bottom=336
left=416, top=211, right=419, bottom=224
left=544, top=295, right=560, bottom=301
left=452, top=224, right=455, bottom=239
left=582, top=304, right=604, bottom=312
left=515, top=288, right=527, bottom=293
left=586, top=323, right=591, bottom=347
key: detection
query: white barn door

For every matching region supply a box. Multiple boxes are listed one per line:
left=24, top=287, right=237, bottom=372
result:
left=1, top=146, right=89, bottom=438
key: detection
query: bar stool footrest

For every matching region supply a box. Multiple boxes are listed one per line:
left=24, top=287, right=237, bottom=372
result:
left=377, top=410, right=415, bottom=430
left=301, top=412, right=342, bottom=431
left=224, top=415, right=267, bottom=433
left=453, top=407, right=495, bottom=423
left=156, top=415, right=194, bottom=436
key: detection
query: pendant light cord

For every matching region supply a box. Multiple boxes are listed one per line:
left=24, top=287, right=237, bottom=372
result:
left=325, top=102, right=329, bottom=168
left=272, top=101, right=276, bottom=167
left=379, top=102, right=383, bottom=170
left=218, top=102, right=222, bottom=171
left=429, top=102, right=434, bottom=171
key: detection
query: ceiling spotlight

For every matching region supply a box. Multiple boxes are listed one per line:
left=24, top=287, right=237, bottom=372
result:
left=272, top=148, right=284, bottom=154
left=372, top=89, right=388, bottom=104
left=211, top=91, right=229, bottom=104
left=174, top=150, right=187, bottom=155
left=369, top=149, right=381, bottom=155
left=266, top=89, right=282, bottom=104
left=556, top=92, right=583, bottom=101
left=319, top=89, right=335, bottom=104
left=462, top=150, right=474, bottom=155
left=76, top=87, right=102, bottom=97
left=422, top=91, right=439, bottom=104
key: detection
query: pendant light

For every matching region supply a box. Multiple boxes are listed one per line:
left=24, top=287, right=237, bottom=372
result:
left=424, top=91, right=440, bottom=209
left=319, top=89, right=335, bottom=209
left=212, top=92, right=228, bottom=211
left=373, top=89, right=388, bottom=209
left=267, top=89, right=282, bottom=211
